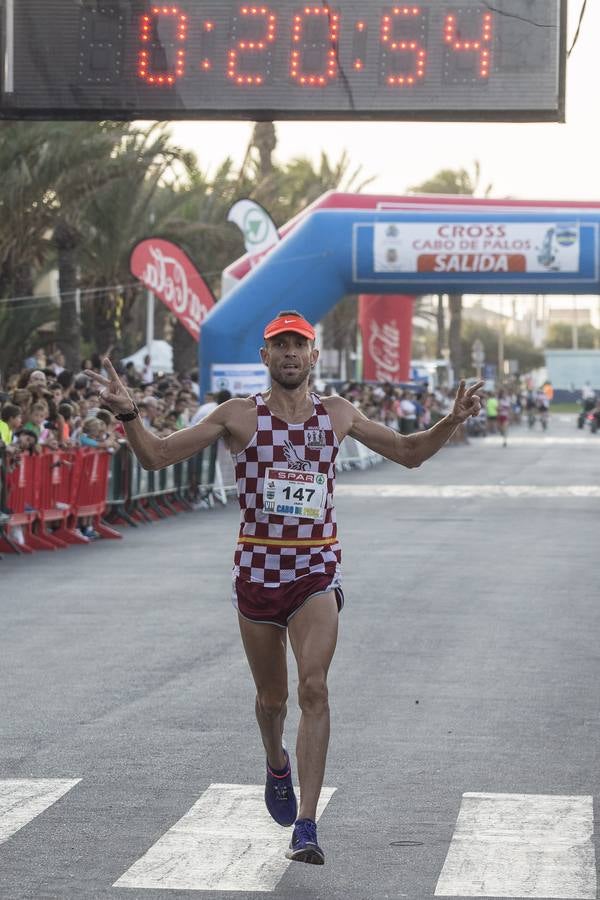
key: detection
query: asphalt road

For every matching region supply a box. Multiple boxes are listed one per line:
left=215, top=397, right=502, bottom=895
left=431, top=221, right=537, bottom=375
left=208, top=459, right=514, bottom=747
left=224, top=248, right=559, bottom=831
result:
left=1, top=415, right=599, bottom=900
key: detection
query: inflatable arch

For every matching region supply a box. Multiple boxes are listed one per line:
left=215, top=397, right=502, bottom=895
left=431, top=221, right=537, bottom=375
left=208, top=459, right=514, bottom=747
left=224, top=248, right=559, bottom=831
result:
left=199, top=198, right=600, bottom=395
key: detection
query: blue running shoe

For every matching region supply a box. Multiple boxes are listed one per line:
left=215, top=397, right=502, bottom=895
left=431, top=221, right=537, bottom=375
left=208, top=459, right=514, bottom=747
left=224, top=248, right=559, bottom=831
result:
left=265, top=748, right=297, bottom=826
left=285, top=817, right=325, bottom=865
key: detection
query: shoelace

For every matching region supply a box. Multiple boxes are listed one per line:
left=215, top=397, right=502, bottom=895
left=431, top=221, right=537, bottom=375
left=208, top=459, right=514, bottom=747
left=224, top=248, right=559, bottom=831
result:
left=294, top=819, right=317, bottom=846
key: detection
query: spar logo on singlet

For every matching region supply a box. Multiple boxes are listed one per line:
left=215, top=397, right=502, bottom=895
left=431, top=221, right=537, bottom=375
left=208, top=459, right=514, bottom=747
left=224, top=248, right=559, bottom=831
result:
left=283, top=439, right=311, bottom=471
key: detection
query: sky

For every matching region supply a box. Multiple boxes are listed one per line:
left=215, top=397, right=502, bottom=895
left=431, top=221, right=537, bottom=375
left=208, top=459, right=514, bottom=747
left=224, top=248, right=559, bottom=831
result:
left=169, top=1, right=597, bottom=202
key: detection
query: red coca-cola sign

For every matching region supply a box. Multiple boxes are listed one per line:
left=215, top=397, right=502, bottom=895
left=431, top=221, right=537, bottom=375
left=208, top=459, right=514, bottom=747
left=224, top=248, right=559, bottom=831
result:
left=130, top=238, right=215, bottom=342
left=358, top=294, right=414, bottom=382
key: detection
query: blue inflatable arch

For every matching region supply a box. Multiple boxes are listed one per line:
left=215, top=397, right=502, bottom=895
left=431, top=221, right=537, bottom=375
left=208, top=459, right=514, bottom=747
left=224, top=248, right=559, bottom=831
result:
left=199, top=209, right=600, bottom=394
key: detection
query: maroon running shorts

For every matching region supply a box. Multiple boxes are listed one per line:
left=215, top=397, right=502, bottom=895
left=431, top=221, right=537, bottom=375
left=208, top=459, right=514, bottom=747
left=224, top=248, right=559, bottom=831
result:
left=233, top=572, right=344, bottom=628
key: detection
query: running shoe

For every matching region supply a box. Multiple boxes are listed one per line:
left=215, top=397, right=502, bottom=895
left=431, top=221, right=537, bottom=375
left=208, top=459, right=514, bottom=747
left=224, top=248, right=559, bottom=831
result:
left=264, top=748, right=297, bottom=826
left=285, top=817, right=325, bottom=865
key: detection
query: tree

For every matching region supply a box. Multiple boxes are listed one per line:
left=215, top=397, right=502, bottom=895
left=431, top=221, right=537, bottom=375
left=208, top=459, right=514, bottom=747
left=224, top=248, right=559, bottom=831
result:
left=75, top=124, right=200, bottom=360
left=546, top=322, right=599, bottom=349
left=460, top=320, right=544, bottom=376
left=0, top=120, right=373, bottom=378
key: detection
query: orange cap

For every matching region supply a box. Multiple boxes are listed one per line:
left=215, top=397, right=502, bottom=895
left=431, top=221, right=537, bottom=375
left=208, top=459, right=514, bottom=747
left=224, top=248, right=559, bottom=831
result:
left=264, top=312, right=316, bottom=341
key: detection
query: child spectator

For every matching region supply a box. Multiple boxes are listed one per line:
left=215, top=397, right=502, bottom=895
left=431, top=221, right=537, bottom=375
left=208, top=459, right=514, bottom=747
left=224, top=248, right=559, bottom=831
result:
left=57, top=402, right=75, bottom=446
left=14, top=428, right=38, bottom=455
left=78, top=416, right=114, bottom=449
left=0, top=402, right=22, bottom=450
left=23, top=401, right=48, bottom=439
left=95, top=409, right=121, bottom=452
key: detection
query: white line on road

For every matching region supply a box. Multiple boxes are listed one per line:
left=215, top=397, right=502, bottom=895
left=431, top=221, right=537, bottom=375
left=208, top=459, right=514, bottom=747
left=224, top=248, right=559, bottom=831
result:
left=478, top=436, right=595, bottom=446
left=434, top=792, right=597, bottom=899
left=336, top=485, right=600, bottom=498
left=114, top=783, right=336, bottom=892
left=0, top=778, right=81, bottom=846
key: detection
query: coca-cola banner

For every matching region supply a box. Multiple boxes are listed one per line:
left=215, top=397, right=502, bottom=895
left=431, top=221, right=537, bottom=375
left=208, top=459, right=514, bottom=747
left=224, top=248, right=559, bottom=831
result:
left=130, top=239, right=215, bottom=342
left=358, top=295, right=414, bottom=382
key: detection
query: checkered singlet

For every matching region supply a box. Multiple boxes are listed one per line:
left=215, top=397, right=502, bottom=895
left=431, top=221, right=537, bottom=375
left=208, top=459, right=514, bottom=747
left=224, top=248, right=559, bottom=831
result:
left=232, top=393, right=341, bottom=587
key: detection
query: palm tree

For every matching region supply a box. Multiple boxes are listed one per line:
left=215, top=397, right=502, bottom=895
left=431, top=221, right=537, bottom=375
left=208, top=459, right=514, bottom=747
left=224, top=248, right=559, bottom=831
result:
left=74, top=124, right=201, bottom=358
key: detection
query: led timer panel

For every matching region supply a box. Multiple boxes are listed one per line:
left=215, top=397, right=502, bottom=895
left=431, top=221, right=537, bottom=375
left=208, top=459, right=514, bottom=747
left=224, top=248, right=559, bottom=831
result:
left=1, top=0, right=565, bottom=121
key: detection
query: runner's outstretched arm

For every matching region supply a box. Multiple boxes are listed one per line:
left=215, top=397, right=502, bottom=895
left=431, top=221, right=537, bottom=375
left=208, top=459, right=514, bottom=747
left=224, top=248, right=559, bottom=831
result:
left=85, top=358, right=237, bottom=470
left=328, top=380, right=484, bottom=469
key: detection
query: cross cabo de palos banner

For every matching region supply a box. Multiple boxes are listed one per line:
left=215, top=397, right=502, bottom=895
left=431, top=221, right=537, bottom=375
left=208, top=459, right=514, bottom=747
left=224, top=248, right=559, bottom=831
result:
left=129, top=238, right=215, bottom=341
left=372, top=221, right=582, bottom=276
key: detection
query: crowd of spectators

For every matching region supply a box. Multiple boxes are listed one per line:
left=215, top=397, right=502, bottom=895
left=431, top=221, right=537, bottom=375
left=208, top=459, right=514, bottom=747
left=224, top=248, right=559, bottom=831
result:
left=330, top=380, right=552, bottom=441
left=0, top=349, right=228, bottom=540
left=0, top=350, right=222, bottom=459
left=1, top=348, right=560, bottom=542
left=1, top=348, right=555, bottom=471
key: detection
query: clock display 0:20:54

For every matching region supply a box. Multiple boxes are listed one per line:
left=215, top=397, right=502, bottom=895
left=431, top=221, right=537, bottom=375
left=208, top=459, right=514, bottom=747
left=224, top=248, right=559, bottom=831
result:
left=85, top=3, right=495, bottom=89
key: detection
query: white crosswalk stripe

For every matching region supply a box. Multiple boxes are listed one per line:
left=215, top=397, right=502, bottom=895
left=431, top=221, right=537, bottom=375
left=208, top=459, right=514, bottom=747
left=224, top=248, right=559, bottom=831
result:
left=0, top=781, right=597, bottom=896
left=435, top=792, right=597, bottom=898
left=0, top=778, right=80, bottom=846
left=113, top=783, right=336, bottom=892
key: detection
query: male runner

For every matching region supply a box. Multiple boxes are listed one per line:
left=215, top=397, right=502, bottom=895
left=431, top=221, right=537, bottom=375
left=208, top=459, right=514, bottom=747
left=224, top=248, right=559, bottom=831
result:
left=87, top=311, right=482, bottom=866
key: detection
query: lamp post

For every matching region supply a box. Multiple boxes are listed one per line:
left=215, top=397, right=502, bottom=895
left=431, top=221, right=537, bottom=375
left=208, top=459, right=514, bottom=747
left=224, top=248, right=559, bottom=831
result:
left=471, top=338, right=485, bottom=380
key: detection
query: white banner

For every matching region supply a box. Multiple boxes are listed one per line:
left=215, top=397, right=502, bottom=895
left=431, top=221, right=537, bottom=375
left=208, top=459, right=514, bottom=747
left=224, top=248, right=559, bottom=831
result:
left=211, top=363, right=269, bottom=396
left=227, top=199, right=280, bottom=259
left=374, top=222, right=580, bottom=275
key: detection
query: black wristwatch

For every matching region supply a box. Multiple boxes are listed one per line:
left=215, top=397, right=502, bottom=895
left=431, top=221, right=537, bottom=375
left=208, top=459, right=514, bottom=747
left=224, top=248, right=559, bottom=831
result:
left=115, top=403, right=140, bottom=422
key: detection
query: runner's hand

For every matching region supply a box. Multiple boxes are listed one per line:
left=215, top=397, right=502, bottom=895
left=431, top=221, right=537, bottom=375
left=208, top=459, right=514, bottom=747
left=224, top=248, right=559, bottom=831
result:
left=451, top=380, right=484, bottom=423
left=84, top=358, right=135, bottom=415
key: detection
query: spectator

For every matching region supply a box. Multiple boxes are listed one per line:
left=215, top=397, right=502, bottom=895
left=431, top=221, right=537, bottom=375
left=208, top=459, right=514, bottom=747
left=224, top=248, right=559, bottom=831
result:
left=0, top=402, right=22, bottom=451
left=486, top=391, right=498, bottom=434
left=124, top=361, right=141, bottom=387
left=57, top=402, right=75, bottom=445
left=14, top=428, right=38, bottom=455
left=399, top=391, right=417, bottom=435
left=139, top=396, right=160, bottom=430
left=190, top=391, right=217, bottom=425
left=78, top=416, right=116, bottom=450
left=23, top=401, right=48, bottom=439
left=497, top=389, right=511, bottom=448
left=50, top=350, right=66, bottom=375
left=173, top=395, right=190, bottom=429
left=48, top=381, right=64, bottom=406
left=140, top=354, right=153, bottom=386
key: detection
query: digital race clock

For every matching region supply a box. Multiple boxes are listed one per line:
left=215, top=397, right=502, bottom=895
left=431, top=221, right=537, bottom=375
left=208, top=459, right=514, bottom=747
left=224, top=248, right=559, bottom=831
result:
left=1, top=1, right=566, bottom=121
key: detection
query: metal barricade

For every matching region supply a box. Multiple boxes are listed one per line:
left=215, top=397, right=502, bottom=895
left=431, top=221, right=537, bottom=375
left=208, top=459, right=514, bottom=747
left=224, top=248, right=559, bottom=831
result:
left=336, top=437, right=382, bottom=472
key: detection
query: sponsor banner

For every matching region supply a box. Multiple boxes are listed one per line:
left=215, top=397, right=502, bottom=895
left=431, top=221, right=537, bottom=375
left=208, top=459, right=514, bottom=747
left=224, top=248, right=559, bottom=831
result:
left=374, top=222, right=580, bottom=275
left=130, top=238, right=215, bottom=342
left=358, top=294, right=413, bottom=382
left=211, top=363, right=269, bottom=396
left=227, top=199, right=280, bottom=261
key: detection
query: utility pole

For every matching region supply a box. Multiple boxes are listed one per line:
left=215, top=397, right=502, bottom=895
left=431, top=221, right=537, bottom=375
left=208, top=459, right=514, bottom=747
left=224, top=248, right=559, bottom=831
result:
left=497, top=296, right=505, bottom=382
left=572, top=295, right=579, bottom=350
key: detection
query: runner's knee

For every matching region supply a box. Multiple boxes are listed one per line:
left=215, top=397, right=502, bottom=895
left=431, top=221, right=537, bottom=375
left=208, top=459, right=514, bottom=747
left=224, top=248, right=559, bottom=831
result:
left=256, top=690, right=288, bottom=720
left=297, top=674, right=328, bottom=713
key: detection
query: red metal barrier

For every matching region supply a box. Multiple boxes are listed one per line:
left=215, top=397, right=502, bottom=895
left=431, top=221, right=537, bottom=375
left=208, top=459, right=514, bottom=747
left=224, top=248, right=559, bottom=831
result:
left=0, top=454, right=56, bottom=552
left=35, top=451, right=74, bottom=548
left=0, top=448, right=120, bottom=553
left=69, top=450, right=121, bottom=540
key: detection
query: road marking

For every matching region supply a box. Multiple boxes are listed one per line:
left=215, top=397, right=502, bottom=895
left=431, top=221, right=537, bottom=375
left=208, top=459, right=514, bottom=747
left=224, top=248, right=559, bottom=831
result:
left=0, top=779, right=80, bottom=846
left=435, top=792, right=597, bottom=898
left=478, top=436, right=595, bottom=446
left=336, top=484, right=600, bottom=498
left=114, top=783, right=336, bottom=892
